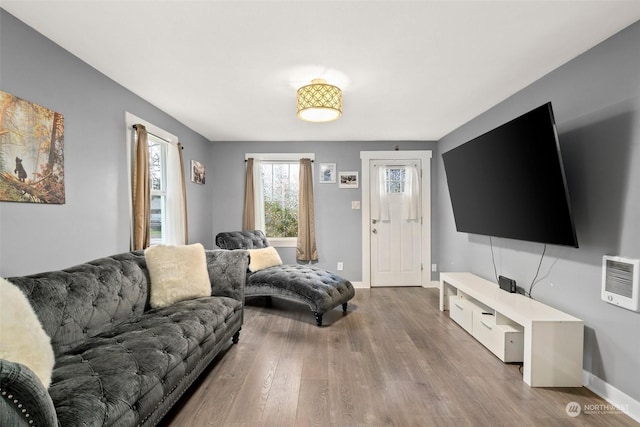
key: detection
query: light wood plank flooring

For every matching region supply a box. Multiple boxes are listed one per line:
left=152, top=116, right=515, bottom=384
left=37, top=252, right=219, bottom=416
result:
left=161, top=288, right=637, bottom=426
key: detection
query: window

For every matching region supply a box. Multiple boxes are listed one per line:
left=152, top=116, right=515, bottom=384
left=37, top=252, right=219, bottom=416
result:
left=261, top=162, right=299, bottom=238
left=127, top=112, right=185, bottom=248
left=385, top=167, right=406, bottom=193
left=148, top=135, right=168, bottom=245
left=247, top=153, right=314, bottom=247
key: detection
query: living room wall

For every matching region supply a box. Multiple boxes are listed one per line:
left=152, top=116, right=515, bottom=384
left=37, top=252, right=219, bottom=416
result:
left=209, top=140, right=437, bottom=283
left=438, top=21, right=640, bottom=406
left=0, top=10, right=214, bottom=277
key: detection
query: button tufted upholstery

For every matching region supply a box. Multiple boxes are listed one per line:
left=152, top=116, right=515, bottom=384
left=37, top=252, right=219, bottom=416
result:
left=1, top=249, right=248, bottom=427
left=216, top=230, right=355, bottom=326
left=216, top=230, right=270, bottom=250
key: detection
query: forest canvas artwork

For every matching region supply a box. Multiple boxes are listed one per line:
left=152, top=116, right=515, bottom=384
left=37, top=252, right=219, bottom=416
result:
left=0, top=91, right=65, bottom=204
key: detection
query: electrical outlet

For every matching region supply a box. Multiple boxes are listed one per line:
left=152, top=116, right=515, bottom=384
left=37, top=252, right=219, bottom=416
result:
left=337, top=262, right=344, bottom=271
left=432, top=264, right=437, bottom=272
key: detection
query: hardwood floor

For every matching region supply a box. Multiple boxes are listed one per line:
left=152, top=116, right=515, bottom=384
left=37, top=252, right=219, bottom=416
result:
left=161, top=288, right=637, bottom=426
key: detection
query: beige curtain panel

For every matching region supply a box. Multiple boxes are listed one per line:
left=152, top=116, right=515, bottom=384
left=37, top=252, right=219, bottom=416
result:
left=297, top=158, right=318, bottom=261
left=132, top=124, right=150, bottom=250
left=242, top=157, right=255, bottom=231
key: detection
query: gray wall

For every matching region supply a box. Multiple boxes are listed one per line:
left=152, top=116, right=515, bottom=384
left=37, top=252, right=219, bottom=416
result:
left=210, top=140, right=437, bottom=282
left=4, top=4, right=637, bottom=404
left=0, top=10, right=214, bottom=277
left=437, top=22, right=640, bottom=401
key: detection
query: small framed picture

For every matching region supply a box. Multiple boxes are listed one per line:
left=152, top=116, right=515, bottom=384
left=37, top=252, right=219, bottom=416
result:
left=319, top=163, right=336, bottom=183
left=339, top=171, right=359, bottom=189
left=191, top=160, right=206, bottom=184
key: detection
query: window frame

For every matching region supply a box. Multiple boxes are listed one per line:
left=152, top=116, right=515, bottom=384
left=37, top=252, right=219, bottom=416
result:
left=126, top=112, right=179, bottom=248
left=148, top=135, right=168, bottom=245
left=246, top=152, right=315, bottom=248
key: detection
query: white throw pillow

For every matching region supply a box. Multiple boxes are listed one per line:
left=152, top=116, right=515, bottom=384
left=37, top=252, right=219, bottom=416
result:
left=248, top=247, right=283, bottom=272
left=145, top=243, right=211, bottom=309
left=0, top=277, right=55, bottom=388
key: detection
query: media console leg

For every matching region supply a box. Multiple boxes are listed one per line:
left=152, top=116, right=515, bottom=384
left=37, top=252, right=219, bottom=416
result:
left=525, top=322, right=583, bottom=387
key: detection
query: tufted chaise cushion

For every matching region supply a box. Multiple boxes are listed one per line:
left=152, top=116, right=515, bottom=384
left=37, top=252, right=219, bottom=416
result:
left=216, top=230, right=355, bottom=325
left=246, top=265, right=354, bottom=315
left=216, top=230, right=269, bottom=251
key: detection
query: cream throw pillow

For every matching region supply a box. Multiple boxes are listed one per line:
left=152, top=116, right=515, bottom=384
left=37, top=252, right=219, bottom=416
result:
left=248, top=247, right=283, bottom=272
left=0, top=277, right=55, bottom=388
left=145, top=243, right=211, bottom=309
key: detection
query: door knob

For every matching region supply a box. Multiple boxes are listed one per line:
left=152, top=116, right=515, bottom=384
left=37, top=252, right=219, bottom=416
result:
left=372, top=219, right=377, bottom=224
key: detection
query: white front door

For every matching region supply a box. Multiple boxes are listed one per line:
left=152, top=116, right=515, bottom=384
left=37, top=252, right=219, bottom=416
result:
left=370, top=159, right=423, bottom=287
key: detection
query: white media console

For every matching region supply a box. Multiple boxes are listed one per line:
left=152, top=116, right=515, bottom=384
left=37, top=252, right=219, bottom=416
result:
left=440, top=272, right=584, bottom=387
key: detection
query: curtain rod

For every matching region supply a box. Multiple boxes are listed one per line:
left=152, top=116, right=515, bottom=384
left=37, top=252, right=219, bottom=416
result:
left=133, top=124, right=183, bottom=150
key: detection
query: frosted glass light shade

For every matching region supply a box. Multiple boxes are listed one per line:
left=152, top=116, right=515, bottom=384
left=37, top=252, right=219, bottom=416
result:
left=296, top=79, right=342, bottom=122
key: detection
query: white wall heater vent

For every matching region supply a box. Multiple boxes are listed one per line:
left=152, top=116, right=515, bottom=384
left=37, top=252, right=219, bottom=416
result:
left=601, top=255, right=639, bottom=312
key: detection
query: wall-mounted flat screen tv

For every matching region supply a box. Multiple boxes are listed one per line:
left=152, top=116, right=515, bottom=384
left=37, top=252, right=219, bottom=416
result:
left=442, top=102, right=578, bottom=247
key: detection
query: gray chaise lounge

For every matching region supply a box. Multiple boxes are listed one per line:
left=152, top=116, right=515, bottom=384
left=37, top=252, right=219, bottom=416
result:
left=216, top=230, right=355, bottom=326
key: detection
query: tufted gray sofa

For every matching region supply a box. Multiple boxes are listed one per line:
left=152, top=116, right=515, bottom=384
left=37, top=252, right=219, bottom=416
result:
left=216, top=230, right=355, bottom=326
left=0, top=249, right=248, bottom=427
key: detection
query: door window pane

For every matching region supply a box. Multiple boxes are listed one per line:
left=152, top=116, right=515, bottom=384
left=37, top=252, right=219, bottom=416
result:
left=386, top=168, right=406, bottom=193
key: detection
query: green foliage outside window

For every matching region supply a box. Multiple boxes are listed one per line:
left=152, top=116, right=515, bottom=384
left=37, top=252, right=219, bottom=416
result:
left=261, top=162, right=299, bottom=238
left=264, top=200, right=298, bottom=237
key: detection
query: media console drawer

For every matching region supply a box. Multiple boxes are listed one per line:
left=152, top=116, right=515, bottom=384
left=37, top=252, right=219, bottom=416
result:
left=449, top=295, right=486, bottom=333
left=449, top=294, right=492, bottom=332
left=472, top=314, right=524, bottom=363
left=449, top=297, right=472, bottom=333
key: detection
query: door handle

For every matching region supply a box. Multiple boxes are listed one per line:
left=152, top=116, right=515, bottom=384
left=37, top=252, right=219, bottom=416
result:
left=372, top=219, right=377, bottom=224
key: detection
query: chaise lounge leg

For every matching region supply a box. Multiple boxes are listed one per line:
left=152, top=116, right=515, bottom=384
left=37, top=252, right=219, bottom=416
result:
left=232, top=328, right=241, bottom=344
left=342, top=302, right=348, bottom=312
left=314, top=312, right=323, bottom=327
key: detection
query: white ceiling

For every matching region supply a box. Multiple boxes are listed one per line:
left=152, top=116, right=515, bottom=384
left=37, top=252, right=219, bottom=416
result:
left=3, top=1, right=640, bottom=142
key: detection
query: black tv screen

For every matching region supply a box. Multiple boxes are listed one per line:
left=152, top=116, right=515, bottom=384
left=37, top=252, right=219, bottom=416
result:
left=442, top=102, right=578, bottom=247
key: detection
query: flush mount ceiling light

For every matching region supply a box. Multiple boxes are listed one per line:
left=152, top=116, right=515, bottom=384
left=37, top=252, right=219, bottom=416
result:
left=296, top=78, right=342, bottom=123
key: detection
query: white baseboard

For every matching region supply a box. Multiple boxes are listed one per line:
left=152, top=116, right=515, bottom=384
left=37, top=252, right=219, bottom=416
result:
left=351, top=281, right=367, bottom=289
left=422, top=281, right=439, bottom=288
left=353, top=281, right=438, bottom=289
left=583, top=370, right=640, bottom=423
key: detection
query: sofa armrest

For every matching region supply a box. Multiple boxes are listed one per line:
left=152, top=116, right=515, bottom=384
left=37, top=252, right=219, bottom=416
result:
left=0, top=359, right=58, bottom=427
left=205, top=249, right=249, bottom=301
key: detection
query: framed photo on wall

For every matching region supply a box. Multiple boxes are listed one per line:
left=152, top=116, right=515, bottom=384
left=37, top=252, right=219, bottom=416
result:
left=0, top=90, right=65, bottom=204
left=339, top=171, right=359, bottom=189
left=319, top=163, right=336, bottom=183
left=191, top=160, right=205, bottom=184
